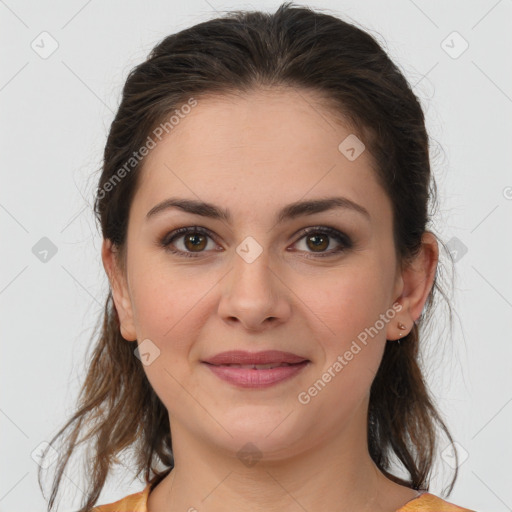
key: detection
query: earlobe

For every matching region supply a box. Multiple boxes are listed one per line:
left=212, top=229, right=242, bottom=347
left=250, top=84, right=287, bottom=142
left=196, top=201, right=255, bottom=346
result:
left=101, top=238, right=137, bottom=342
left=386, top=231, right=439, bottom=341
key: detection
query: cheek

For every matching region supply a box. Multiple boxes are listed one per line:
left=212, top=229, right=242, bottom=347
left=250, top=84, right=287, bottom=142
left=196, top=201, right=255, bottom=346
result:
left=128, top=267, right=206, bottom=405
left=296, top=275, right=388, bottom=416
left=306, top=266, right=390, bottom=341
left=298, top=265, right=391, bottom=393
left=128, top=255, right=219, bottom=356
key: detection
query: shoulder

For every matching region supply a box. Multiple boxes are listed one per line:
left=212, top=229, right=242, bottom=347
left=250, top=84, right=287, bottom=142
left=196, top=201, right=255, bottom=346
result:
left=90, top=486, right=477, bottom=512
left=396, top=491, right=477, bottom=512
left=91, top=483, right=150, bottom=512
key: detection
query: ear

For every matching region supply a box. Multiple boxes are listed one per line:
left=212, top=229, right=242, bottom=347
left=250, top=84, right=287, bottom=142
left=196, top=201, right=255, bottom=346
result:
left=101, top=238, right=137, bottom=342
left=386, top=231, right=439, bottom=341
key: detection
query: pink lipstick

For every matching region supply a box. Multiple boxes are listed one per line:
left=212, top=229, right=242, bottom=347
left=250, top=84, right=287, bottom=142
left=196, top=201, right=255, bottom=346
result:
left=202, top=350, right=310, bottom=388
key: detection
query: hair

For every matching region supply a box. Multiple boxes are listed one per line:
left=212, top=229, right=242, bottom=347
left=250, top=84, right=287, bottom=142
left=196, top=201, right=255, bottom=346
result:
left=39, top=3, right=461, bottom=510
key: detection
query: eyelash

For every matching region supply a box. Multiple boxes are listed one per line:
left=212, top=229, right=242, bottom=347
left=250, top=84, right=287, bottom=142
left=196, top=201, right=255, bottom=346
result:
left=159, top=226, right=352, bottom=259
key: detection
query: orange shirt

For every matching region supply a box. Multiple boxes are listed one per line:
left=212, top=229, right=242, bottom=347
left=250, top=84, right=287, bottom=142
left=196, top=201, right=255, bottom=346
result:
left=92, top=484, right=476, bottom=512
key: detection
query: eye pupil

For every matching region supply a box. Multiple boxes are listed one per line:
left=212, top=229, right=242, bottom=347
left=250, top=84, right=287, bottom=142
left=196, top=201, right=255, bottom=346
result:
left=307, top=234, right=328, bottom=251
left=185, top=233, right=207, bottom=251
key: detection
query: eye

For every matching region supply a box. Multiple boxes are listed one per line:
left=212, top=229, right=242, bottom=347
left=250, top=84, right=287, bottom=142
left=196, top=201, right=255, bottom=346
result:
left=159, top=225, right=352, bottom=258
left=291, top=226, right=352, bottom=258
left=159, top=226, right=219, bottom=258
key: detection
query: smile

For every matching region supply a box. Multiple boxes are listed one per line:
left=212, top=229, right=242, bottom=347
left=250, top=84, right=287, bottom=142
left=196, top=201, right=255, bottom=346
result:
left=202, top=361, right=310, bottom=388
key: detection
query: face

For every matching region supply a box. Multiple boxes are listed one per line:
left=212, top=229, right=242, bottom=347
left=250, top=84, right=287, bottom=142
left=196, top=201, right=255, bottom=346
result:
left=103, top=88, right=435, bottom=461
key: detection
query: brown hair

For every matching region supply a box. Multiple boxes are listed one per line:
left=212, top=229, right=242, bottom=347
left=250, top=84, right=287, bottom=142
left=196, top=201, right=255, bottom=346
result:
left=39, top=3, right=460, bottom=510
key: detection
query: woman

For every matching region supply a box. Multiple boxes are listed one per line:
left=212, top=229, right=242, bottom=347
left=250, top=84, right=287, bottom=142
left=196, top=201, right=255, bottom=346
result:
left=39, top=3, right=477, bottom=511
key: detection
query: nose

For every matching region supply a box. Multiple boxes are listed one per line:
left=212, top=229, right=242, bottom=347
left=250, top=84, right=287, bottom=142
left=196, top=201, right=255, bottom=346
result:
left=217, top=247, right=292, bottom=332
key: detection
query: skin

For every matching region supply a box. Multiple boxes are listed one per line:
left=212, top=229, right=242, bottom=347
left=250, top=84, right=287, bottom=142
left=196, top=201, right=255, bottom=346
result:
left=102, top=87, right=438, bottom=512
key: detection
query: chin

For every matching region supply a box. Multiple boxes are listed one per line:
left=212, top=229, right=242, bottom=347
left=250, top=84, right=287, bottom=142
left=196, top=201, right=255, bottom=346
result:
left=206, top=412, right=308, bottom=461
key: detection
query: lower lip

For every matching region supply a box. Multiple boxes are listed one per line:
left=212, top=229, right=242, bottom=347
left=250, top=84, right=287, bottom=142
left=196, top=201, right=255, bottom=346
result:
left=203, top=361, right=310, bottom=388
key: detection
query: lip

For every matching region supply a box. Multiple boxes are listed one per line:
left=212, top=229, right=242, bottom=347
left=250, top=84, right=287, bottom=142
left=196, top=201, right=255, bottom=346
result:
left=202, top=350, right=308, bottom=366
left=203, top=360, right=310, bottom=388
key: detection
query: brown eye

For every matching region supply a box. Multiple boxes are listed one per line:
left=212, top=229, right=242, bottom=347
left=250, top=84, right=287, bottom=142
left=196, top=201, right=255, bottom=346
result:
left=160, top=227, right=218, bottom=258
left=160, top=225, right=352, bottom=259
left=293, top=227, right=352, bottom=258
left=305, top=233, right=329, bottom=252
left=183, top=232, right=208, bottom=252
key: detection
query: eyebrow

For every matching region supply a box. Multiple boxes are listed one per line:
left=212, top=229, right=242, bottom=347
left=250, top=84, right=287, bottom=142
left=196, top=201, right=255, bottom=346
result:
left=146, top=196, right=371, bottom=224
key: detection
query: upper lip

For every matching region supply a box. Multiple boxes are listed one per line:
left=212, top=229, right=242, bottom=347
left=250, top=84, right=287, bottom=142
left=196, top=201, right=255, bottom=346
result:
left=203, top=350, right=308, bottom=365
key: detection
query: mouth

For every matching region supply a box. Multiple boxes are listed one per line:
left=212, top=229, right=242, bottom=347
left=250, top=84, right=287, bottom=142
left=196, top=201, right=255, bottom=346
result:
left=202, top=349, right=309, bottom=366
left=203, top=359, right=311, bottom=389
left=204, top=362, right=304, bottom=370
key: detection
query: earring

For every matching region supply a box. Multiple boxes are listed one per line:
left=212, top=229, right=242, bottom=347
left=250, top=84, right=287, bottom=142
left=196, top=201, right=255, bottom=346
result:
left=397, top=321, right=407, bottom=338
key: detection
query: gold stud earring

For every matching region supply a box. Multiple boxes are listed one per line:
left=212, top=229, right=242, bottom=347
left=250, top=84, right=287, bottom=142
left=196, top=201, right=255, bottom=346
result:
left=397, top=322, right=407, bottom=338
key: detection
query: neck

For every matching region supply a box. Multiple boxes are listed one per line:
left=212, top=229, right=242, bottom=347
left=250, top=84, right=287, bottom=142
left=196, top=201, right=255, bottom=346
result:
left=147, top=405, right=417, bottom=512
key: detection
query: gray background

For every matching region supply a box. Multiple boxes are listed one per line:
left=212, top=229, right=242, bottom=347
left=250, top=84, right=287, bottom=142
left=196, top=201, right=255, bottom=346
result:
left=1, top=0, right=511, bottom=511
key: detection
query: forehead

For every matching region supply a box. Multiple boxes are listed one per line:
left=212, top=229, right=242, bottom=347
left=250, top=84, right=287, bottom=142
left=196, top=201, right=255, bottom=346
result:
left=131, top=88, right=392, bottom=228
left=146, top=88, right=361, bottom=165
